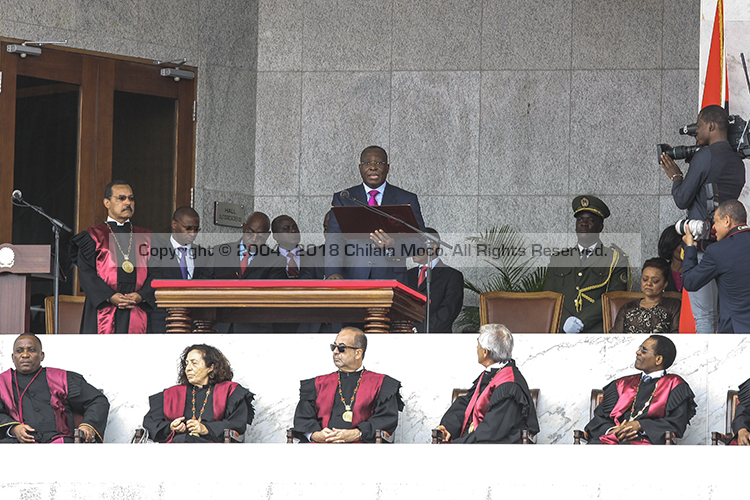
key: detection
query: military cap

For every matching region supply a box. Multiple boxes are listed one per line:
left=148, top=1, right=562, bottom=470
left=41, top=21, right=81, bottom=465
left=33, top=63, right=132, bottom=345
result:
left=572, top=195, right=610, bottom=219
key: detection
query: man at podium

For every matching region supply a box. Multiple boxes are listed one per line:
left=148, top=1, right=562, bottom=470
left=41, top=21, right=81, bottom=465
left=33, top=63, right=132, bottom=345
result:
left=70, top=181, right=155, bottom=334
left=325, top=146, right=425, bottom=282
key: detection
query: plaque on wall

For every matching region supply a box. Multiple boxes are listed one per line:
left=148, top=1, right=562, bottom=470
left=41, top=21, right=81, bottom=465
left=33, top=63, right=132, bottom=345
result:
left=213, top=202, right=245, bottom=228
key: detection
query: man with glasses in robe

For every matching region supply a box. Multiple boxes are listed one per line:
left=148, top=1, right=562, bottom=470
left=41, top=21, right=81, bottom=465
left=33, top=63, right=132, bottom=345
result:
left=70, top=180, right=156, bottom=333
left=292, top=327, right=403, bottom=443
left=583, top=335, right=696, bottom=444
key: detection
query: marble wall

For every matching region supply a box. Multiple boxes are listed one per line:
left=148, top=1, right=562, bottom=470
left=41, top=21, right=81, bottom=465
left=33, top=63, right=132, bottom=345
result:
left=1, top=333, right=745, bottom=445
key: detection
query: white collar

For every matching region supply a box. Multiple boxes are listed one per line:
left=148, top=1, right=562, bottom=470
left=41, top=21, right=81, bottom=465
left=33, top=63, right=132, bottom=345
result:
left=106, top=216, right=129, bottom=226
left=170, top=235, right=192, bottom=250
left=642, top=369, right=665, bottom=380
left=577, top=241, right=599, bottom=253
left=362, top=181, right=386, bottom=194
left=484, top=360, right=508, bottom=372
left=278, top=246, right=299, bottom=257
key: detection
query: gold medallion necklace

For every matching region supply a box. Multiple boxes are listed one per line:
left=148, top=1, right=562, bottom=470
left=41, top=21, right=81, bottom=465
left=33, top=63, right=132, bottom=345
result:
left=338, top=370, right=365, bottom=423
left=189, top=385, right=212, bottom=436
left=628, top=377, right=659, bottom=421
left=107, top=222, right=134, bottom=273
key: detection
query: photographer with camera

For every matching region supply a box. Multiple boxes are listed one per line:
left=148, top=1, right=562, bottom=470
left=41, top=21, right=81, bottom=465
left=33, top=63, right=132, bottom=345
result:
left=682, top=200, right=750, bottom=333
left=660, top=105, right=746, bottom=333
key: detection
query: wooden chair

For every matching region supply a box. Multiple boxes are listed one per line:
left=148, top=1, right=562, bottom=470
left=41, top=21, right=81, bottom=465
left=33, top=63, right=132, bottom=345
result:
left=601, top=291, right=682, bottom=333
left=573, top=389, right=675, bottom=444
left=431, top=388, right=539, bottom=443
left=44, top=295, right=85, bottom=334
left=286, top=427, right=393, bottom=443
left=711, top=390, right=740, bottom=445
left=479, top=291, right=563, bottom=333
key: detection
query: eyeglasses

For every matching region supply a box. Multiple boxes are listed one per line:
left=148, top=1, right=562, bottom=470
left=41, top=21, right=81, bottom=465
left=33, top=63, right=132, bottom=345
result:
left=174, top=219, right=200, bottom=232
left=360, top=161, right=387, bottom=168
left=112, top=195, right=135, bottom=202
left=330, top=343, right=360, bottom=353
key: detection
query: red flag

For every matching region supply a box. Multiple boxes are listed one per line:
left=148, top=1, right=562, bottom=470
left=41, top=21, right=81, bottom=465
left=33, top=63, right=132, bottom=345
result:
left=681, top=1, right=726, bottom=334
left=701, top=0, right=727, bottom=109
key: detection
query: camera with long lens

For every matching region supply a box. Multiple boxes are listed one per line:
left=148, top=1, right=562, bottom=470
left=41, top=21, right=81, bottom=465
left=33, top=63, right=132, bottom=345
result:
left=674, top=219, right=712, bottom=241
left=657, top=114, right=750, bottom=163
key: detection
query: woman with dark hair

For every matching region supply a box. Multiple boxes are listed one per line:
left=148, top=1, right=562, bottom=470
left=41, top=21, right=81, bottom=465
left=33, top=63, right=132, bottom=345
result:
left=611, top=258, right=681, bottom=333
left=143, top=344, right=255, bottom=442
left=658, top=225, right=683, bottom=292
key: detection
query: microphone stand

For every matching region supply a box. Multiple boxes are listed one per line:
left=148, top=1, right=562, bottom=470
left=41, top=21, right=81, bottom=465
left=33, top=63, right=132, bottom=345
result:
left=12, top=196, right=73, bottom=334
left=340, top=191, right=453, bottom=334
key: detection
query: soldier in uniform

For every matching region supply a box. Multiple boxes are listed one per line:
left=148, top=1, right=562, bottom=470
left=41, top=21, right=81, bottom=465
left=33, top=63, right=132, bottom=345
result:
left=544, top=195, right=631, bottom=333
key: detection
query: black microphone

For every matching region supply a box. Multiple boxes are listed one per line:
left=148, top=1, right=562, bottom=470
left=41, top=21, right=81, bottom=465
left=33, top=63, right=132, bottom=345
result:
left=340, top=189, right=350, bottom=200
left=11, top=189, right=23, bottom=201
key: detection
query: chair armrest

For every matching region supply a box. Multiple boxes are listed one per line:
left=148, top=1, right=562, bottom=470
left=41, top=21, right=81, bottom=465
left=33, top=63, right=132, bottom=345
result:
left=521, top=429, right=536, bottom=444
left=431, top=428, right=445, bottom=444
left=572, top=429, right=587, bottom=444
left=710, top=431, right=733, bottom=445
left=286, top=428, right=295, bottom=443
left=224, top=428, right=243, bottom=443
left=375, top=429, right=393, bottom=444
left=664, top=430, right=675, bottom=445
left=74, top=428, right=83, bottom=444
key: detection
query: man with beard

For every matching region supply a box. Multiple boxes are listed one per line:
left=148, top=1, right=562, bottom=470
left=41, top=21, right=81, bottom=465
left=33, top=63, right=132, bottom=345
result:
left=292, top=327, right=403, bottom=443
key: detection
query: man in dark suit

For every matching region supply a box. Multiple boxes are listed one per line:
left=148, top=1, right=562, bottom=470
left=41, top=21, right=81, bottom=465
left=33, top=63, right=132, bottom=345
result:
left=325, top=145, right=426, bottom=283
left=211, top=211, right=287, bottom=332
left=271, top=214, right=320, bottom=280
left=149, top=206, right=213, bottom=332
left=682, top=199, right=750, bottom=333
left=406, top=227, right=463, bottom=333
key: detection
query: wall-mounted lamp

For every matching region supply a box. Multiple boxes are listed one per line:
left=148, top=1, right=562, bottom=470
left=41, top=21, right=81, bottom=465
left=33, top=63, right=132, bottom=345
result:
left=6, top=40, right=67, bottom=58
left=155, top=57, right=194, bottom=82
left=160, top=67, right=195, bottom=81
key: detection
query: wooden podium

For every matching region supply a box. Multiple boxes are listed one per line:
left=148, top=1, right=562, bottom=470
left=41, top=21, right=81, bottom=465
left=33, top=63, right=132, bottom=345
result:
left=0, top=244, right=51, bottom=334
left=152, top=279, right=426, bottom=333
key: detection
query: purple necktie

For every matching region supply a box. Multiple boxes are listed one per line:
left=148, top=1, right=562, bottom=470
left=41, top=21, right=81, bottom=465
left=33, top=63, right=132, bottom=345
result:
left=368, top=190, right=379, bottom=206
left=177, top=247, right=188, bottom=279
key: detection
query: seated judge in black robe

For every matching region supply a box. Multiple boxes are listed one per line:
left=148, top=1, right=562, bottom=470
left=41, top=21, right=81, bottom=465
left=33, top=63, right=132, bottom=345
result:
left=436, top=324, right=539, bottom=443
left=731, top=378, right=750, bottom=446
left=0, top=335, right=109, bottom=443
left=584, top=335, right=696, bottom=445
left=143, top=344, right=254, bottom=443
left=293, top=328, right=403, bottom=443
left=69, top=181, right=156, bottom=333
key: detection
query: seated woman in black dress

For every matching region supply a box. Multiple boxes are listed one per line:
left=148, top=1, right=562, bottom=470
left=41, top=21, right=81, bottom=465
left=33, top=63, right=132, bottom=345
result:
left=611, top=258, right=680, bottom=333
left=143, top=344, right=254, bottom=442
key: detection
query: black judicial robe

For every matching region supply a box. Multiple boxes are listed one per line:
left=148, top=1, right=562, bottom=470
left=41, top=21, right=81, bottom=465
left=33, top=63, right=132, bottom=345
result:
left=70, top=222, right=156, bottom=333
left=143, top=383, right=254, bottom=443
left=0, top=368, right=110, bottom=443
left=731, top=378, right=750, bottom=436
left=584, top=374, right=696, bottom=444
left=438, top=360, right=539, bottom=443
left=293, top=370, right=403, bottom=442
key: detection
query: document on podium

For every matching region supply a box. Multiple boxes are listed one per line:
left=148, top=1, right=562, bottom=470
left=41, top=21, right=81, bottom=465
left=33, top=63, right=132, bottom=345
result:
left=332, top=205, right=421, bottom=238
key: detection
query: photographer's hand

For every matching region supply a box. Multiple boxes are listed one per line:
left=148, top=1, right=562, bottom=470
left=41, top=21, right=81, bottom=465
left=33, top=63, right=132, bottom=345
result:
left=682, top=230, right=696, bottom=247
left=660, top=153, right=684, bottom=181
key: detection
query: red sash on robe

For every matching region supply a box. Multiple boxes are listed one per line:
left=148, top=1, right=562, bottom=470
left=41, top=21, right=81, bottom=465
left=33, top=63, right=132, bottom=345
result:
left=87, top=224, right=151, bottom=334
left=161, top=381, right=238, bottom=443
left=460, top=366, right=515, bottom=437
left=600, top=373, right=686, bottom=444
left=314, top=371, right=385, bottom=438
left=0, top=368, right=72, bottom=441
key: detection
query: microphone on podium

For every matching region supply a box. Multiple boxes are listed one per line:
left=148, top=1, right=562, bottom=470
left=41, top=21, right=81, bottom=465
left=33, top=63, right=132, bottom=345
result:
left=11, top=189, right=23, bottom=201
left=340, top=189, right=350, bottom=200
